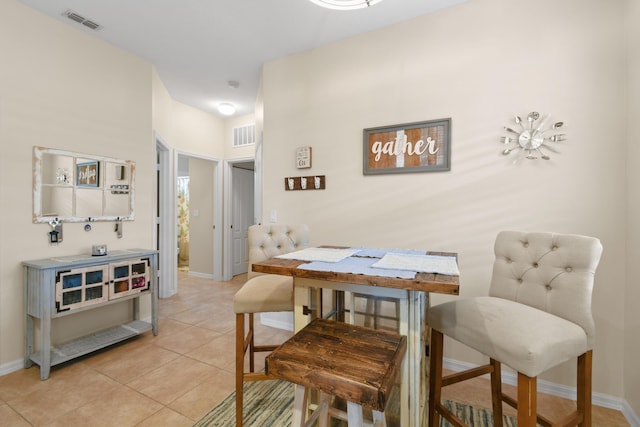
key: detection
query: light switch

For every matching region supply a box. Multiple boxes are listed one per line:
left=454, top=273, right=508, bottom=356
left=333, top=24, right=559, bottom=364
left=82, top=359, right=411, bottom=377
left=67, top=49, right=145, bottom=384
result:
left=270, top=210, right=277, bottom=223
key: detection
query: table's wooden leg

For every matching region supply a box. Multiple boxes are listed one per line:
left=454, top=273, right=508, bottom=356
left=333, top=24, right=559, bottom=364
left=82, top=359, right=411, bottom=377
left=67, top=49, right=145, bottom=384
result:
left=399, top=293, right=411, bottom=427
left=406, top=290, right=428, bottom=427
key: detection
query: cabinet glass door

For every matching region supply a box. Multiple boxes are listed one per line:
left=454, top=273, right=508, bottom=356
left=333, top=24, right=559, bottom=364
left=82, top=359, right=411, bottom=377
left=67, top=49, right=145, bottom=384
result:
left=109, top=259, right=150, bottom=299
left=55, top=266, right=109, bottom=312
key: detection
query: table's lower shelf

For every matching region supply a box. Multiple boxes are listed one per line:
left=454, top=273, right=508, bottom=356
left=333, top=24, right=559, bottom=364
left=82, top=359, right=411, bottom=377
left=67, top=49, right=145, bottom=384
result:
left=29, top=320, right=151, bottom=368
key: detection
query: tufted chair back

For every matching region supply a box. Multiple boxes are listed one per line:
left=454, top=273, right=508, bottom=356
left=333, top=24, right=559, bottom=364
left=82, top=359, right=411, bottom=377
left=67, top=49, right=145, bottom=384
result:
left=489, top=230, right=602, bottom=347
left=247, top=224, right=310, bottom=280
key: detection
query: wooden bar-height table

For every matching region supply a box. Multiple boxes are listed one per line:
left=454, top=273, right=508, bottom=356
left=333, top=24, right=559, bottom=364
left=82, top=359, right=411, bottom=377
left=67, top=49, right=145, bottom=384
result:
left=252, top=247, right=459, bottom=427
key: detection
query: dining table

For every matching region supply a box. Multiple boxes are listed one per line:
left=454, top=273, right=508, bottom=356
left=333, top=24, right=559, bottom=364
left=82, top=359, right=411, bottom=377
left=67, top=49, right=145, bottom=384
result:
left=252, top=246, right=460, bottom=427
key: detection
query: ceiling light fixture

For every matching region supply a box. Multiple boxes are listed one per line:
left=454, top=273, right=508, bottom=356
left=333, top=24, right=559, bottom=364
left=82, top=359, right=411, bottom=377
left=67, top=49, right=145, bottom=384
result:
left=308, top=0, right=383, bottom=10
left=218, top=103, right=236, bottom=116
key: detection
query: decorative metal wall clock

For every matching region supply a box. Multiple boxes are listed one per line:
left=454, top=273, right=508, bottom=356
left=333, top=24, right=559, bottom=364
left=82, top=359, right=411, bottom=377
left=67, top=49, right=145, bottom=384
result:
left=501, top=112, right=566, bottom=160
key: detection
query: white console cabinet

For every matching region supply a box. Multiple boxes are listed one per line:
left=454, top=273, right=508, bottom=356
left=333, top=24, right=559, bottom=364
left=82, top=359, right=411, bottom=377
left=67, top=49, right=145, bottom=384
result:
left=24, top=249, right=158, bottom=380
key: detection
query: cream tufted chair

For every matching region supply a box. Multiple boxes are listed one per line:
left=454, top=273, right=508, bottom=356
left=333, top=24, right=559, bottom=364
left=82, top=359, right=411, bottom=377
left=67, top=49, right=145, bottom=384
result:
left=234, top=224, right=310, bottom=427
left=428, top=231, right=602, bottom=427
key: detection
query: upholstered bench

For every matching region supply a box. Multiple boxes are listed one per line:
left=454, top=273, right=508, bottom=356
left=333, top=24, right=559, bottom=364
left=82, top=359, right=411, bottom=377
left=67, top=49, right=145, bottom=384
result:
left=266, top=318, right=407, bottom=427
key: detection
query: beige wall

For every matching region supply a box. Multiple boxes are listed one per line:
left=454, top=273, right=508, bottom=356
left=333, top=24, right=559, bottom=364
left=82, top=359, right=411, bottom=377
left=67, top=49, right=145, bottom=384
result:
left=262, top=0, right=629, bottom=401
left=167, top=102, right=225, bottom=158
left=152, top=69, right=226, bottom=159
left=0, top=0, right=154, bottom=364
left=151, top=70, right=175, bottom=145
left=625, top=0, right=640, bottom=419
left=152, top=69, right=226, bottom=282
left=0, top=1, right=229, bottom=372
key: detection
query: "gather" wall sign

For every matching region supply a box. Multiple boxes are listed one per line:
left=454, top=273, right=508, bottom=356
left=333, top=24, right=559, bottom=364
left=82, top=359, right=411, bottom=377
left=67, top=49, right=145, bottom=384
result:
left=363, top=118, right=451, bottom=175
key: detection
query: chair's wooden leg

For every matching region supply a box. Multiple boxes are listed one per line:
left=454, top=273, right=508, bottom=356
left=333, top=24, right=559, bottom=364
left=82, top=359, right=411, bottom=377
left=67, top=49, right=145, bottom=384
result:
left=577, top=350, right=593, bottom=427
left=372, top=409, right=388, bottom=427
left=364, top=296, right=374, bottom=328
left=346, top=401, right=364, bottom=426
left=235, top=313, right=245, bottom=427
left=490, top=358, right=504, bottom=427
left=394, top=299, right=400, bottom=332
left=517, top=372, right=537, bottom=427
left=374, top=297, right=380, bottom=329
left=428, top=330, right=444, bottom=427
left=335, top=290, right=346, bottom=322
left=248, top=313, right=255, bottom=372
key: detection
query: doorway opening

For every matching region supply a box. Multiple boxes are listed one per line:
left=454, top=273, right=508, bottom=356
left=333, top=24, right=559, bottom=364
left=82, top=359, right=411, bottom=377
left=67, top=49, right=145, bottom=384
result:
left=177, top=155, right=190, bottom=272
left=176, top=152, right=223, bottom=280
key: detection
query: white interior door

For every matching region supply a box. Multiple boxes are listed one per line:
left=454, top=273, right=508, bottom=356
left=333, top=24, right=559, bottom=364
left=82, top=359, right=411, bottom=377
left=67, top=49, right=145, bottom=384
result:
left=231, top=166, right=255, bottom=276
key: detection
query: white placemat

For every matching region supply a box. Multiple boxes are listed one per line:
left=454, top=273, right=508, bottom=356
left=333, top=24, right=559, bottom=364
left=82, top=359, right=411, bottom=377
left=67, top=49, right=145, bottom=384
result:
left=372, top=253, right=459, bottom=276
left=353, top=248, right=426, bottom=258
left=297, top=257, right=416, bottom=279
left=276, top=247, right=358, bottom=263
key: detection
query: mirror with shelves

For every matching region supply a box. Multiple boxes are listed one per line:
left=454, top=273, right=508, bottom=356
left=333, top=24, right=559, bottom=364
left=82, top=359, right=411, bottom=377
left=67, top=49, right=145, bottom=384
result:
left=33, top=147, right=135, bottom=223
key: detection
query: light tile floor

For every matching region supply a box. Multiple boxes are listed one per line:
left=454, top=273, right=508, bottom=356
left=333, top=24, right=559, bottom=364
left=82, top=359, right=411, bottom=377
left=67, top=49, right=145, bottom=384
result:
left=0, top=273, right=630, bottom=426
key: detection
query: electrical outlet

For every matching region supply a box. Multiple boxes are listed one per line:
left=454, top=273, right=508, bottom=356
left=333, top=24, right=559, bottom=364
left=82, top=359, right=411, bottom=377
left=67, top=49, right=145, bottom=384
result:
left=270, top=210, right=277, bottom=223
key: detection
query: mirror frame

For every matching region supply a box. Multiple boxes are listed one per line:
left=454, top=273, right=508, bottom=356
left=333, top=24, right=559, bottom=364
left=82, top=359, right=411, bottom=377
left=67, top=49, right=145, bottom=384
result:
left=33, top=146, right=135, bottom=223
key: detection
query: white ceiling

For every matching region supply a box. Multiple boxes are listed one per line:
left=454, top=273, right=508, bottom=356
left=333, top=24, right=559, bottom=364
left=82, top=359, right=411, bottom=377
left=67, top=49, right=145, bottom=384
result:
left=18, top=0, right=468, bottom=117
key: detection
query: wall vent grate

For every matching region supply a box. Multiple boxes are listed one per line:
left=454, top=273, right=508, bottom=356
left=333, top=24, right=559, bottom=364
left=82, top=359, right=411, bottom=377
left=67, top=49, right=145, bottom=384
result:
left=62, top=10, right=102, bottom=31
left=233, top=124, right=255, bottom=147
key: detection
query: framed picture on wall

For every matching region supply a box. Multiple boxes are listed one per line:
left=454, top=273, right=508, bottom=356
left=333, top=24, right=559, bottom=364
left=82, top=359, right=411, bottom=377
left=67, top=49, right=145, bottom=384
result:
left=363, top=118, right=451, bottom=175
left=76, top=161, right=99, bottom=187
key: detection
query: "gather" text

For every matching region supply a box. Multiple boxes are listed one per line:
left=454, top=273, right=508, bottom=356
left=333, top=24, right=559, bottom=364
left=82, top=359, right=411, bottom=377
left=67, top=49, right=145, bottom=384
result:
left=371, top=135, right=438, bottom=162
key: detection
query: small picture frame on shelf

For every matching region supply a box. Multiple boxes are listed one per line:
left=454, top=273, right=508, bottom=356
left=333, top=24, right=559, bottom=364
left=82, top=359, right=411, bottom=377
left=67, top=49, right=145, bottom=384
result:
left=76, top=161, right=99, bottom=187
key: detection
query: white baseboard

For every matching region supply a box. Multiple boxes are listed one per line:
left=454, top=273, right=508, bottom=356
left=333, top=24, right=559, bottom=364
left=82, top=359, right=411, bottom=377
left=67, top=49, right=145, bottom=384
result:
left=0, top=358, right=25, bottom=377
left=443, top=357, right=638, bottom=427
left=623, top=400, right=640, bottom=427
left=187, top=271, right=214, bottom=279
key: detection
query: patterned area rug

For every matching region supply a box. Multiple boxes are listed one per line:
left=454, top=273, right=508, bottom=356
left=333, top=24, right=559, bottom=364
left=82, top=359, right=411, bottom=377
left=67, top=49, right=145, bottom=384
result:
left=194, top=379, right=517, bottom=427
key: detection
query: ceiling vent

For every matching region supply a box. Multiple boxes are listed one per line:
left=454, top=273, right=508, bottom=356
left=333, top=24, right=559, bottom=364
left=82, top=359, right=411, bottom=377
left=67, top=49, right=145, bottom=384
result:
left=62, top=10, right=102, bottom=31
left=233, top=124, right=256, bottom=147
